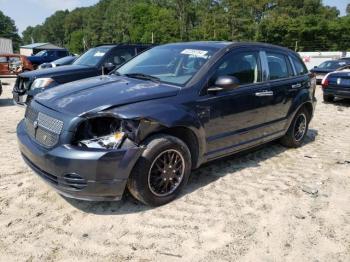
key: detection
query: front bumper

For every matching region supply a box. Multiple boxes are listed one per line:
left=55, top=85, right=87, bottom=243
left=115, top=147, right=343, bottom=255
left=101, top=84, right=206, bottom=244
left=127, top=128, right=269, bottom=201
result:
left=323, top=86, right=350, bottom=99
left=17, top=120, right=144, bottom=201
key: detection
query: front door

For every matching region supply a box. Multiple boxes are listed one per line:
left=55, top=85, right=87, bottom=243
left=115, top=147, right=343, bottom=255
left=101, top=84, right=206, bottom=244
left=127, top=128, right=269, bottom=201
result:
left=197, top=48, right=275, bottom=159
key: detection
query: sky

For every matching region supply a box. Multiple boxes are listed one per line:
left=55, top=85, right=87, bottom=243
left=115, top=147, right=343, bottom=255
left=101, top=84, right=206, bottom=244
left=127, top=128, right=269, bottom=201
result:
left=0, top=0, right=349, bottom=35
left=0, top=0, right=99, bottom=34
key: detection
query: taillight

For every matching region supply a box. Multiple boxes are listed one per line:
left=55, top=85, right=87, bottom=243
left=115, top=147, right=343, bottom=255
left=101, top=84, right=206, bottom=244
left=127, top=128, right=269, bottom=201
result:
left=321, top=73, right=331, bottom=88
left=321, top=78, right=329, bottom=88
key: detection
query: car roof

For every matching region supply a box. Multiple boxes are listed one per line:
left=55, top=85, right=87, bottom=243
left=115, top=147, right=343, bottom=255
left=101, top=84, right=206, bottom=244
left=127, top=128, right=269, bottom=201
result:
left=95, top=43, right=154, bottom=48
left=159, top=41, right=296, bottom=53
left=162, top=41, right=232, bottom=49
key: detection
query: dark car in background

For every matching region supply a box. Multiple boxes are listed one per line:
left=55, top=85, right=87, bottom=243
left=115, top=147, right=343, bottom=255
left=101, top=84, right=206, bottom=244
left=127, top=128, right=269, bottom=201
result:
left=17, top=41, right=316, bottom=206
left=321, top=65, right=350, bottom=102
left=38, top=55, right=77, bottom=69
left=13, top=44, right=153, bottom=105
left=311, top=59, right=350, bottom=84
left=27, top=49, right=70, bottom=68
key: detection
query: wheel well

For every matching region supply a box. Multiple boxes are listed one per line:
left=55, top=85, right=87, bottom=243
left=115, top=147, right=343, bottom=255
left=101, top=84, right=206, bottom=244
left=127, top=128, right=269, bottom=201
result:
left=302, top=102, right=313, bottom=119
left=160, top=127, right=200, bottom=169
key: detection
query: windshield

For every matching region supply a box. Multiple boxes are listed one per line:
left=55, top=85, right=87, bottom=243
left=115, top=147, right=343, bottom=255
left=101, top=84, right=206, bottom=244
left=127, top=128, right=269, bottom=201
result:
left=116, top=45, right=218, bottom=85
left=318, top=60, right=347, bottom=69
left=73, top=47, right=111, bottom=67
left=35, top=51, right=47, bottom=57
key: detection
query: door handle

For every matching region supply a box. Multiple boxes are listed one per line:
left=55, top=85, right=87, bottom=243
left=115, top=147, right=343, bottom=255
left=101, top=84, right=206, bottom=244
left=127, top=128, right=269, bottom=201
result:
left=255, top=91, right=274, bottom=97
left=291, top=83, right=302, bottom=89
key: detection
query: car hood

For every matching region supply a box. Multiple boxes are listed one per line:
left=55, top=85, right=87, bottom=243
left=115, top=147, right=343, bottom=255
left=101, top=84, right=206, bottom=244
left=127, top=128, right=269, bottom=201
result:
left=35, top=75, right=180, bottom=116
left=19, top=65, right=95, bottom=80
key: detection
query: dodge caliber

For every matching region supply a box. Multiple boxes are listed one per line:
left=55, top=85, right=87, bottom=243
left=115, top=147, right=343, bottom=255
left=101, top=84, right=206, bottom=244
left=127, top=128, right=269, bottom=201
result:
left=17, top=42, right=317, bottom=206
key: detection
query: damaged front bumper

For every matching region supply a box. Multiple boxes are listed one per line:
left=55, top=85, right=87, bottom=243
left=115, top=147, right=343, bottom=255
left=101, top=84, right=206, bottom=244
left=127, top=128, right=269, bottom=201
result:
left=17, top=120, right=145, bottom=201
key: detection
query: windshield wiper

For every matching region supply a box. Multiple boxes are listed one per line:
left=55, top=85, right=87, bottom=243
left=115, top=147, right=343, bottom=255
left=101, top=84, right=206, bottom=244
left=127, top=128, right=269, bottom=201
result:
left=124, top=73, right=160, bottom=82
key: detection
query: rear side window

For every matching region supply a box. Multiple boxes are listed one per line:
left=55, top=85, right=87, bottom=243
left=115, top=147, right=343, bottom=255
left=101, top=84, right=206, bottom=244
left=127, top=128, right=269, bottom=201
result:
left=9, top=57, right=20, bottom=63
left=266, top=52, right=290, bottom=80
left=57, top=51, right=68, bottom=58
left=0, top=56, right=7, bottom=63
left=291, top=55, right=308, bottom=75
left=213, top=51, right=262, bottom=85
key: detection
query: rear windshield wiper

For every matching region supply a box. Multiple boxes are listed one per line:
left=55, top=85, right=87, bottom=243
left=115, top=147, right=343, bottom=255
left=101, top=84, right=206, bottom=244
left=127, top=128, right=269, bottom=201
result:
left=124, top=73, right=160, bottom=82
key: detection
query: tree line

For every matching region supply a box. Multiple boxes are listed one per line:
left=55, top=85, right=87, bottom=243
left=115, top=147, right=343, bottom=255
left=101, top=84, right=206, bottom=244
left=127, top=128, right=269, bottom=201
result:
left=2, top=1, right=350, bottom=54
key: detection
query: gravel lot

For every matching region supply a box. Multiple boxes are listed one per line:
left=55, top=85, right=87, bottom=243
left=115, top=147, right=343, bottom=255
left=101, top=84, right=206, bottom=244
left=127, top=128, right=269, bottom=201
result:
left=0, top=77, right=350, bottom=262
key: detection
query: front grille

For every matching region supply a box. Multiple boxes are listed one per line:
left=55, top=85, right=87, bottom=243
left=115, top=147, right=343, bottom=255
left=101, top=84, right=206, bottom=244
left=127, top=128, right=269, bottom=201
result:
left=24, top=106, right=64, bottom=148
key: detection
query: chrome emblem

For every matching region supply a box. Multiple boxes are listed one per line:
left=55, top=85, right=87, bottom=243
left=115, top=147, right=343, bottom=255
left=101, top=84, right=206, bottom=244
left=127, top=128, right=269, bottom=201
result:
left=33, top=120, right=39, bottom=129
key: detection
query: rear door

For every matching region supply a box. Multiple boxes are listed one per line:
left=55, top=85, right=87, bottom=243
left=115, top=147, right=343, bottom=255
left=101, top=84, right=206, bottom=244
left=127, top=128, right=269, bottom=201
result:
left=262, top=50, right=302, bottom=136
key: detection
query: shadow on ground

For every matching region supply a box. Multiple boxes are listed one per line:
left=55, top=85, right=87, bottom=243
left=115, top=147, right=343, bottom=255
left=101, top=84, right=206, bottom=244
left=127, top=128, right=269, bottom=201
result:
left=324, top=98, right=350, bottom=107
left=0, top=98, right=15, bottom=107
left=65, top=129, right=318, bottom=215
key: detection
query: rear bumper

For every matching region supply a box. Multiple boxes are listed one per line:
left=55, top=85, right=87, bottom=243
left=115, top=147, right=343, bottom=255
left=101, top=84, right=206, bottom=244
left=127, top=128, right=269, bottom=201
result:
left=17, top=120, right=144, bottom=201
left=323, top=87, right=350, bottom=98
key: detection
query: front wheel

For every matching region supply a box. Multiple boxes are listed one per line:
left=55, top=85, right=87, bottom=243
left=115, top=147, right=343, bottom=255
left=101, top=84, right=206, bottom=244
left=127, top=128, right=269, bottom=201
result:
left=127, top=135, right=192, bottom=206
left=280, top=107, right=310, bottom=148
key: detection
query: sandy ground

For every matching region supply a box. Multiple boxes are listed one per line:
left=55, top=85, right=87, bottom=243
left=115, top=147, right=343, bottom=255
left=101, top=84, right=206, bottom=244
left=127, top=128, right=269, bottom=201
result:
left=0, top=77, right=350, bottom=262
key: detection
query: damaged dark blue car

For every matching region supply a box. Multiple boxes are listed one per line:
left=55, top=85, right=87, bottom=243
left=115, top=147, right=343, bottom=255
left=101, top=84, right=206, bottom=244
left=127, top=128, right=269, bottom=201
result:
left=17, top=42, right=316, bottom=206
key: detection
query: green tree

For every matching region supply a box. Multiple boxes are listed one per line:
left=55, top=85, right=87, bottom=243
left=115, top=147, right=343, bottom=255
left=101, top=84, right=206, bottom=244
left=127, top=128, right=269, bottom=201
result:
left=0, top=10, right=21, bottom=51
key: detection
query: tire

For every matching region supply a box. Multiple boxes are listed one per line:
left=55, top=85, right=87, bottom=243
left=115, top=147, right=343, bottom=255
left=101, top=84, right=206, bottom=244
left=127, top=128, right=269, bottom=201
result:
left=280, top=107, right=310, bottom=148
left=127, top=134, right=192, bottom=206
left=323, top=94, right=334, bottom=103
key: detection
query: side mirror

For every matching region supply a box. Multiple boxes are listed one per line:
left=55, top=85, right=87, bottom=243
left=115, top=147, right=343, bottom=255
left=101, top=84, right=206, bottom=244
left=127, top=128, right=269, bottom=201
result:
left=314, top=66, right=318, bottom=69
left=208, top=76, right=240, bottom=93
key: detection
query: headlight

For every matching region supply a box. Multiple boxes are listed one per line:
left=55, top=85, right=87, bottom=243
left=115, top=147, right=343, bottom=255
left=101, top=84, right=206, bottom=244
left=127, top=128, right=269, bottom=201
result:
left=31, top=78, right=54, bottom=89
left=79, top=131, right=125, bottom=149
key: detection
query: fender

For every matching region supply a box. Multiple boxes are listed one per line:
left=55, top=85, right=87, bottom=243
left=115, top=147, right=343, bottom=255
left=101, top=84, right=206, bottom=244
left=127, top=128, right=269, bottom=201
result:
left=105, top=101, right=207, bottom=166
left=285, top=89, right=315, bottom=129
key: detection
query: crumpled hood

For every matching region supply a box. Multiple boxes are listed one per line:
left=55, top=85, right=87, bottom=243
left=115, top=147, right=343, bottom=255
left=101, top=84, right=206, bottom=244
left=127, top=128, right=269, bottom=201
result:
left=35, top=75, right=180, bottom=116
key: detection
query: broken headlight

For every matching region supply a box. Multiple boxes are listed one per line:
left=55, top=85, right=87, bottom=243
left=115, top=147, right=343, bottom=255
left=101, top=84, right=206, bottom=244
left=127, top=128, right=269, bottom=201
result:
left=74, top=116, right=139, bottom=149
left=79, top=131, right=125, bottom=149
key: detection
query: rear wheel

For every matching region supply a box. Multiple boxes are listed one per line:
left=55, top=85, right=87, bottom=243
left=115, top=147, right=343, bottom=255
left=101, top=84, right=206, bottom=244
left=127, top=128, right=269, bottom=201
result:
left=127, top=134, right=191, bottom=206
left=323, top=94, right=334, bottom=103
left=280, top=107, right=310, bottom=148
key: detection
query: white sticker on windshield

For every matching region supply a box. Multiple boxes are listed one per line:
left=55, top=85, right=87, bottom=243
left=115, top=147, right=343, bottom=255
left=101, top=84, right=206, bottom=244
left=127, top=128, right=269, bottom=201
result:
left=181, top=49, right=208, bottom=57
left=94, top=51, right=105, bottom=57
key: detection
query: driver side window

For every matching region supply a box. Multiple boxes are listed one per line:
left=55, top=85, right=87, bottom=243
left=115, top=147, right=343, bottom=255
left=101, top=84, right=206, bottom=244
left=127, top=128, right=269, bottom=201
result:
left=212, top=51, right=262, bottom=86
